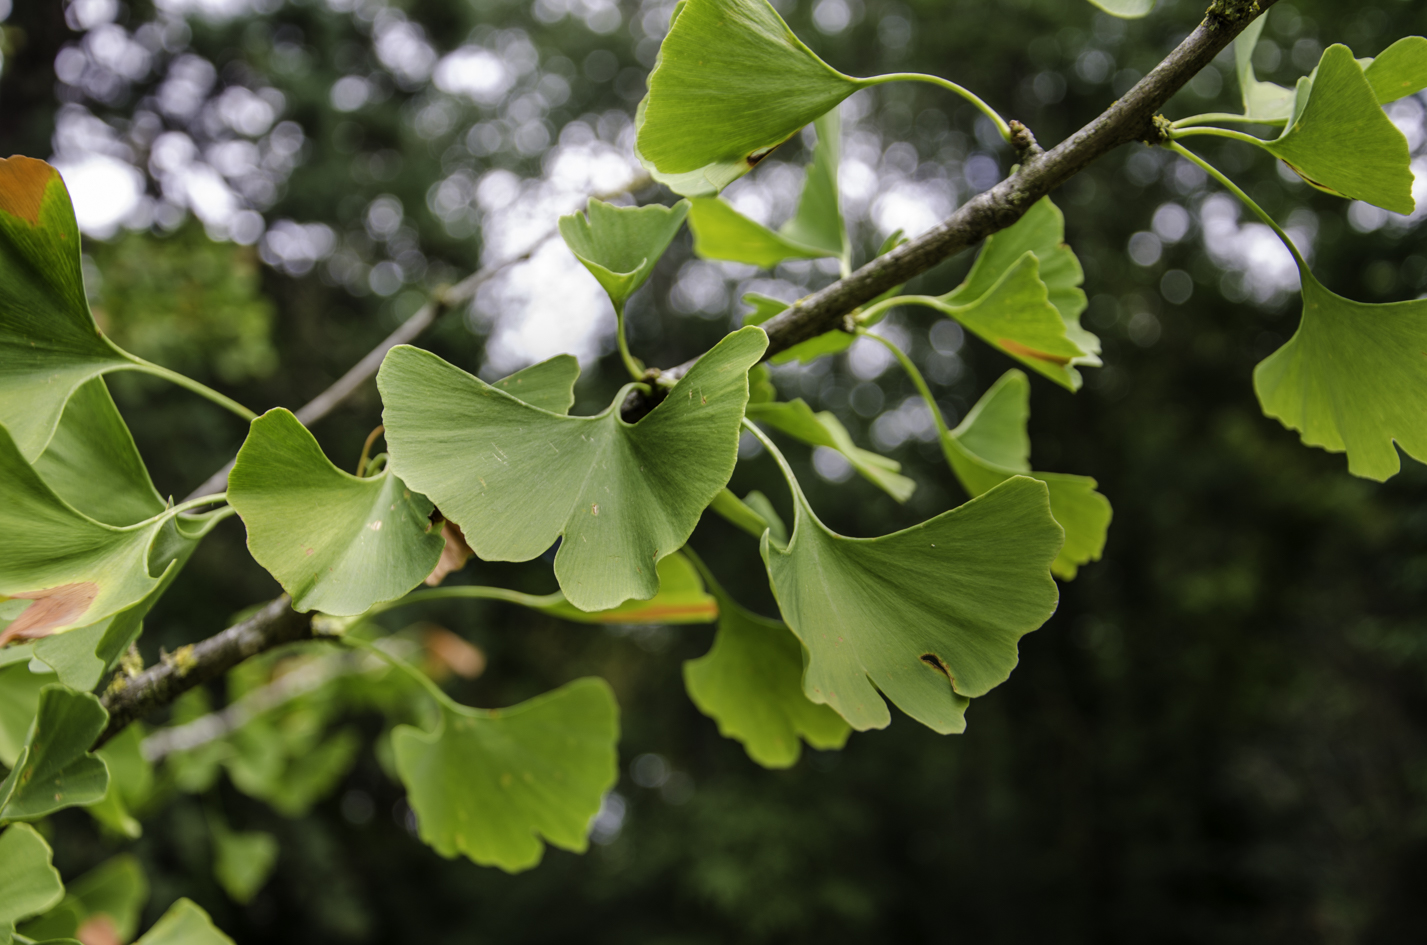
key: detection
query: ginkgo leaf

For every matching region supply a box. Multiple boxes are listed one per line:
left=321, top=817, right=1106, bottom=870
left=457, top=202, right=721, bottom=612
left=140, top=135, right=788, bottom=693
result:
left=899, top=252, right=1092, bottom=390
left=688, top=111, right=848, bottom=268
left=379, top=327, right=768, bottom=612
left=746, top=399, right=916, bottom=502
left=941, top=370, right=1111, bottom=580
left=637, top=0, right=867, bottom=192
left=33, top=378, right=165, bottom=528
left=1265, top=44, right=1414, bottom=213
left=490, top=355, right=580, bottom=414
left=756, top=431, right=1063, bottom=733
left=0, top=824, right=64, bottom=940
left=682, top=555, right=848, bottom=768
left=1234, top=16, right=1297, bottom=123
left=558, top=199, right=690, bottom=307
left=211, top=819, right=278, bottom=904
left=1364, top=36, right=1427, bottom=104
left=133, top=899, right=234, bottom=945
left=18, top=855, right=148, bottom=945
left=228, top=408, right=444, bottom=616
left=1086, top=0, right=1154, bottom=17
left=392, top=677, right=619, bottom=873
left=0, top=157, right=135, bottom=462
left=0, top=686, right=109, bottom=822
left=688, top=198, right=833, bottom=269
left=941, top=197, right=1100, bottom=365
left=1254, top=268, right=1427, bottom=481
left=537, top=552, right=718, bottom=624
left=0, top=423, right=215, bottom=646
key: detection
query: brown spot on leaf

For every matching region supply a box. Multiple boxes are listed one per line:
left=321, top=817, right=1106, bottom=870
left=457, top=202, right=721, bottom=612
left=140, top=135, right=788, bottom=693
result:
left=0, top=156, right=59, bottom=226
left=919, top=652, right=953, bottom=683
left=0, top=582, right=100, bottom=645
left=425, top=521, right=473, bottom=587
left=77, top=914, right=121, bottom=945
left=998, top=338, right=1071, bottom=366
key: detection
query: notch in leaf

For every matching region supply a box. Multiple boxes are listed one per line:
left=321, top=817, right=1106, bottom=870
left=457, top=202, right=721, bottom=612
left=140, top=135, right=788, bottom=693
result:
left=682, top=553, right=849, bottom=768
left=227, top=409, right=445, bottom=616
left=943, top=370, right=1111, bottom=579
left=392, top=677, right=618, bottom=873
left=379, top=327, right=768, bottom=612
left=750, top=425, right=1063, bottom=734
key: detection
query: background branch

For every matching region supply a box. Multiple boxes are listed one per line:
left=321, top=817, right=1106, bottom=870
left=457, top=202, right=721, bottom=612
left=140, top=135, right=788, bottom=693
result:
left=105, top=1, right=1272, bottom=745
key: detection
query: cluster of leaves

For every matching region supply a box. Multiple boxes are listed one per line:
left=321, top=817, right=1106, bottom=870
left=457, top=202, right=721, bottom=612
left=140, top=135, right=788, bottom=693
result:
left=1, top=0, right=1424, bottom=935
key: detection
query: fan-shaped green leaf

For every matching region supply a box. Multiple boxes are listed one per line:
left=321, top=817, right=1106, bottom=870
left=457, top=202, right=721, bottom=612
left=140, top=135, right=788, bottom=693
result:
left=0, top=824, right=64, bottom=940
left=757, top=435, right=1062, bottom=734
left=947, top=197, right=1100, bottom=362
left=133, top=899, right=233, bottom=945
left=1086, top=0, right=1154, bottom=17
left=558, top=199, right=690, bottom=307
left=0, top=157, right=136, bottom=462
left=683, top=556, right=848, bottom=768
left=228, top=409, right=444, bottom=616
left=211, top=820, right=278, bottom=904
left=1264, top=44, right=1414, bottom=213
left=903, top=252, right=1092, bottom=391
left=942, top=371, right=1111, bottom=580
left=379, top=327, right=768, bottom=611
left=0, top=686, right=109, bottom=822
left=637, top=0, right=866, bottom=192
left=1254, top=269, right=1427, bottom=481
left=747, top=399, right=915, bottom=502
left=0, top=423, right=214, bottom=647
left=392, top=677, right=619, bottom=873
left=1364, top=36, right=1427, bottom=104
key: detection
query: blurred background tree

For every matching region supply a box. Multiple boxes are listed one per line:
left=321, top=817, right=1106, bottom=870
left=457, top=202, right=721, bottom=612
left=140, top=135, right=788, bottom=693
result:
left=3, top=0, right=1427, bottom=941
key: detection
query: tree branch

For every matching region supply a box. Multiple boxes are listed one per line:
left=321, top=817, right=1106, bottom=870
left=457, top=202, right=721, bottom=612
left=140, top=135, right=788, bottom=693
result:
left=95, top=595, right=313, bottom=749
left=100, top=2, right=1272, bottom=744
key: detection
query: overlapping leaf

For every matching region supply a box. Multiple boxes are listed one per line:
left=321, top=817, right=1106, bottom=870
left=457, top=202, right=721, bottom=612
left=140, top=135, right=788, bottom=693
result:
left=689, top=111, right=848, bottom=269
left=1254, top=269, right=1427, bottom=481
left=1263, top=44, right=1414, bottom=213
left=636, top=0, right=867, bottom=194
left=538, top=552, right=717, bottom=624
left=392, top=677, right=619, bottom=872
left=0, top=686, right=109, bottom=822
left=683, top=558, right=848, bottom=768
left=0, top=421, right=213, bottom=649
left=379, top=327, right=768, bottom=611
left=558, top=199, right=690, bottom=306
left=18, top=855, right=148, bottom=944
left=1087, top=0, right=1154, bottom=17
left=1364, top=36, right=1427, bottom=104
left=1233, top=16, right=1296, bottom=124
left=133, top=899, right=234, bottom=945
left=0, top=157, right=139, bottom=462
left=747, top=399, right=915, bottom=502
left=759, top=441, right=1063, bottom=734
left=941, top=370, right=1111, bottom=579
left=709, top=489, right=789, bottom=544
left=228, top=408, right=444, bottom=616
left=0, top=824, right=64, bottom=941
